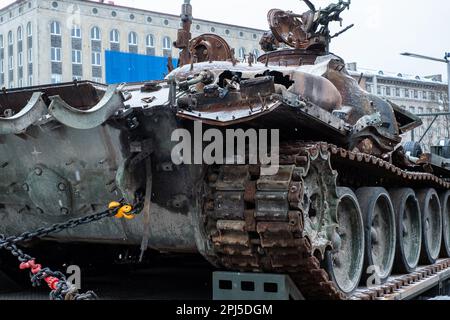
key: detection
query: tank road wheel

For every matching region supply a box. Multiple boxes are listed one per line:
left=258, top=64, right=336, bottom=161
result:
left=356, top=188, right=396, bottom=284
left=324, top=187, right=364, bottom=295
left=389, top=189, right=422, bottom=273
left=417, top=189, right=442, bottom=265
left=440, top=191, right=450, bottom=258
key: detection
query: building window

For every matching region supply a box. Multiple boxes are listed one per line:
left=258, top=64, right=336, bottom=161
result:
left=163, top=36, right=172, bottom=50
left=430, top=92, right=436, bottom=101
left=26, top=22, right=32, bottom=37
left=28, top=75, right=32, bottom=86
left=111, top=11, right=117, bottom=17
left=129, top=14, right=135, bottom=20
left=18, top=52, right=23, bottom=67
left=51, top=47, right=61, bottom=62
left=110, top=29, right=119, bottom=43
left=395, top=87, right=400, bottom=97
left=414, top=90, right=418, bottom=99
left=252, top=49, right=259, bottom=58
left=225, top=29, right=230, bottom=35
left=51, top=74, right=62, bottom=84
left=239, top=31, right=244, bottom=37
left=28, top=48, right=32, bottom=63
left=17, top=26, right=22, bottom=41
left=92, top=8, right=98, bottom=15
left=423, top=91, right=428, bottom=100
left=239, top=47, right=246, bottom=60
left=163, top=19, right=169, bottom=26
left=91, top=27, right=100, bottom=40
left=409, top=106, right=415, bottom=114
left=128, top=32, right=137, bottom=45
left=366, top=84, right=372, bottom=93
left=51, top=1, right=58, bottom=8
left=9, top=82, right=13, bottom=89
left=18, top=79, right=23, bottom=87
left=8, top=31, right=13, bottom=45
left=92, top=52, right=101, bottom=66
left=73, top=76, right=82, bottom=81
left=253, top=34, right=258, bottom=39
left=211, top=27, right=215, bottom=33
left=146, top=34, right=155, bottom=48
left=50, top=21, right=61, bottom=35
left=386, top=87, right=391, bottom=96
left=72, top=50, right=82, bottom=64
left=0, top=35, right=3, bottom=48
left=146, top=34, right=155, bottom=55
left=405, top=89, right=410, bottom=98
left=71, top=25, right=81, bottom=38
left=8, top=56, right=13, bottom=70
left=147, top=17, right=152, bottom=23
left=377, top=86, right=381, bottom=95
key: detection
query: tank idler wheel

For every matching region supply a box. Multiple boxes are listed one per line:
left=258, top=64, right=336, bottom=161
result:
left=439, top=191, right=450, bottom=258
left=416, top=189, right=443, bottom=265
left=356, top=188, right=396, bottom=284
left=324, top=187, right=364, bottom=296
left=389, top=189, right=422, bottom=274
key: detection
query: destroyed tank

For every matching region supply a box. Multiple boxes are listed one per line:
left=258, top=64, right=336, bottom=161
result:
left=1, top=0, right=450, bottom=299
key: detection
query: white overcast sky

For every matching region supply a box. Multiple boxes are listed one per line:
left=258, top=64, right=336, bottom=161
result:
left=1, top=0, right=449, bottom=79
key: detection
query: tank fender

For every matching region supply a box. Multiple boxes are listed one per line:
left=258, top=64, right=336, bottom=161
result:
left=0, top=92, right=48, bottom=135
left=48, top=84, right=125, bottom=130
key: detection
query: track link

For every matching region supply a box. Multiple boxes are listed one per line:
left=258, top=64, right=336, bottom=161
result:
left=203, top=142, right=450, bottom=300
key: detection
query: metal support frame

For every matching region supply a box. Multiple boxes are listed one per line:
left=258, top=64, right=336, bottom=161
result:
left=409, top=112, right=450, bottom=144
left=213, top=263, right=450, bottom=301
left=213, top=272, right=304, bottom=300
left=418, top=115, right=439, bottom=143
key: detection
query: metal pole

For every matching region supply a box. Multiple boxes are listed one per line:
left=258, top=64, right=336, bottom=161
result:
left=419, top=115, right=439, bottom=143
left=447, top=56, right=450, bottom=112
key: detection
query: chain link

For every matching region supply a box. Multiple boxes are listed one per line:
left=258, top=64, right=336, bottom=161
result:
left=0, top=201, right=143, bottom=301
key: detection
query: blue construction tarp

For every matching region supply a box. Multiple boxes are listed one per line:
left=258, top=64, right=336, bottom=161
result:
left=105, top=50, right=178, bottom=84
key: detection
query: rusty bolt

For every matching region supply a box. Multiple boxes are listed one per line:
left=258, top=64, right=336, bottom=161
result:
left=22, top=183, right=29, bottom=192
left=60, top=208, right=69, bottom=215
left=58, top=183, right=67, bottom=191
left=34, top=167, right=43, bottom=176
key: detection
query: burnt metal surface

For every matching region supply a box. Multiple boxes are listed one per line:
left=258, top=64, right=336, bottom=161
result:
left=174, top=1, right=232, bottom=67
left=260, top=0, right=352, bottom=66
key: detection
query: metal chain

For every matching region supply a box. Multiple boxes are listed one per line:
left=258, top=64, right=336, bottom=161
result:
left=0, top=201, right=143, bottom=301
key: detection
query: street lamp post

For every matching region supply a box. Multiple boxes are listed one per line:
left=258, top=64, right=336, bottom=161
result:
left=400, top=52, right=450, bottom=142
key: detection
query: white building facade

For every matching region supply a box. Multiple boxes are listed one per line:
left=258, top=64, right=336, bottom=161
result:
left=348, top=63, right=449, bottom=149
left=0, top=0, right=265, bottom=87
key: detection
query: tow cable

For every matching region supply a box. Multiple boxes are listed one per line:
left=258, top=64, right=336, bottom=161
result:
left=0, top=201, right=143, bottom=300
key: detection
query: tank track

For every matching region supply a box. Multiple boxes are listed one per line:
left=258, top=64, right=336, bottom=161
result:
left=203, top=142, right=450, bottom=300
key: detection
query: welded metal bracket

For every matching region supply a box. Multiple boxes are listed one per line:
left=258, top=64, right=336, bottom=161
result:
left=0, top=92, right=47, bottom=135
left=48, top=84, right=124, bottom=130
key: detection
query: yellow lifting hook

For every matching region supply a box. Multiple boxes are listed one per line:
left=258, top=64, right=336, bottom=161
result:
left=108, top=202, right=135, bottom=220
